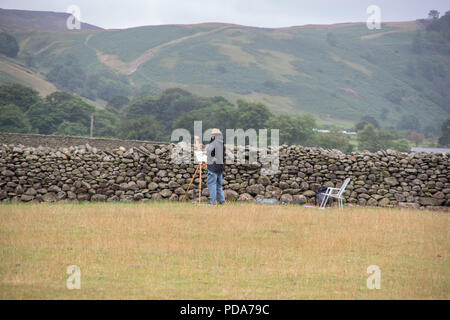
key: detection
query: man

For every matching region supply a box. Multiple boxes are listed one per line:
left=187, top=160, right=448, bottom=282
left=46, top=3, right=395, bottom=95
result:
left=206, top=128, right=226, bottom=205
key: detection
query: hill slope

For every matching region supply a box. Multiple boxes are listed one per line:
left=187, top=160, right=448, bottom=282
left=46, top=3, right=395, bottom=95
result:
left=1, top=8, right=449, bottom=131
left=0, top=8, right=101, bottom=31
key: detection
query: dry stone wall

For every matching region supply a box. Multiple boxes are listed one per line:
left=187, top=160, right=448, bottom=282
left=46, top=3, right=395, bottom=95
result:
left=0, top=132, right=168, bottom=149
left=0, top=135, right=449, bottom=209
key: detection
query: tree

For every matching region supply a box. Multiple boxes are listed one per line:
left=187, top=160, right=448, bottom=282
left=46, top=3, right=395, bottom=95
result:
left=236, top=100, right=272, bottom=130
left=0, top=82, right=41, bottom=112
left=397, top=114, right=421, bottom=132
left=106, top=95, right=129, bottom=113
left=428, top=10, right=440, bottom=20
left=392, top=139, right=410, bottom=152
left=96, top=77, right=131, bottom=101
left=357, top=124, right=395, bottom=152
left=313, top=130, right=353, bottom=153
left=416, top=11, right=450, bottom=54
left=423, top=124, right=440, bottom=138
left=266, top=114, right=316, bottom=146
left=438, top=117, right=450, bottom=147
left=93, top=109, right=120, bottom=138
left=134, top=83, right=161, bottom=98
left=408, top=131, right=425, bottom=146
left=173, top=102, right=238, bottom=135
left=0, top=104, right=32, bottom=133
left=27, top=91, right=95, bottom=134
left=384, top=89, right=403, bottom=105
left=124, top=88, right=215, bottom=129
left=356, top=115, right=380, bottom=130
left=55, top=121, right=88, bottom=136
left=377, top=130, right=396, bottom=151
left=46, top=91, right=95, bottom=129
left=0, top=32, right=19, bottom=58
left=118, top=115, right=166, bottom=141
left=26, top=100, right=57, bottom=134
left=46, top=54, right=86, bottom=91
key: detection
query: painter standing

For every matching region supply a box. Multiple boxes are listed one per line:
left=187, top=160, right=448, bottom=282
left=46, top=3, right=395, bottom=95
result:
left=206, top=128, right=226, bottom=205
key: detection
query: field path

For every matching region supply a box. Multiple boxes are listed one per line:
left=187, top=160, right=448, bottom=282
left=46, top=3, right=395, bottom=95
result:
left=85, top=26, right=231, bottom=74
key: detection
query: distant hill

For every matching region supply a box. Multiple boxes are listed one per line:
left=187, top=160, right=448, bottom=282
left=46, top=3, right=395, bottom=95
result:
left=0, top=8, right=102, bottom=31
left=0, top=8, right=449, bottom=132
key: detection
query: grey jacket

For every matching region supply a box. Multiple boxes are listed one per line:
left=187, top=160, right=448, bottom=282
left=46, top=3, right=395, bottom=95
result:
left=206, top=134, right=225, bottom=173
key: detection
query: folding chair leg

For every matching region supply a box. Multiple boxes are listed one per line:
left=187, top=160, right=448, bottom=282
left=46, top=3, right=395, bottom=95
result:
left=338, top=198, right=343, bottom=209
left=320, top=194, right=329, bottom=209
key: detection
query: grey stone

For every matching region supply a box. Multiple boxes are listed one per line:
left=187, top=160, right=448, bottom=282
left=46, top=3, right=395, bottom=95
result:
left=378, top=198, right=390, bottom=207
left=419, top=197, right=445, bottom=206
left=160, top=189, right=172, bottom=198
left=91, top=194, right=107, bottom=201
left=238, top=193, right=254, bottom=201
left=56, top=191, right=67, bottom=200
left=25, top=188, right=37, bottom=196
left=21, top=194, right=34, bottom=202
left=258, top=175, right=271, bottom=186
left=136, top=180, right=147, bottom=188
left=398, top=202, right=420, bottom=209
left=384, top=177, right=398, bottom=186
left=42, top=193, right=57, bottom=202
left=127, top=181, right=138, bottom=191
left=303, top=190, right=316, bottom=197
left=77, top=193, right=90, bottom=201
left=281, top=194, right=293, bottom=202
left=48, top=185, right=62, bottom=193
left=246, top=184, right=265, bottom=195
left=174, top=187, right=185, bottom=195
left=152, top=193, right=162, bottom=201
left=133, top=193, right=144, bottom=201
left=2, top=170, right=14, bottom=177
left=293, top=195, right=307, bottom=204
left=224, top=189, right=239, bottom=201
left=148, top=182, right=159, bottom=191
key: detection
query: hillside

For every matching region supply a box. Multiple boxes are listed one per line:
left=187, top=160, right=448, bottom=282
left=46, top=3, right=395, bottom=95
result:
left=1, top=8, right=449, bottom=132
left=0, top=55, right=56, bottom=96
left=0, top=8, right=101, bottom=31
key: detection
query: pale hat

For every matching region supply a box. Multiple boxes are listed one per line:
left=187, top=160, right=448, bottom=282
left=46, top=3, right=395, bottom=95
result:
left=211, top=128, right=222, bottom=135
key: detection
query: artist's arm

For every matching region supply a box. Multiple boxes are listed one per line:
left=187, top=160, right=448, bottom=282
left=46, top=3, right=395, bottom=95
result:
left=207, top=140, right=216, bottom=162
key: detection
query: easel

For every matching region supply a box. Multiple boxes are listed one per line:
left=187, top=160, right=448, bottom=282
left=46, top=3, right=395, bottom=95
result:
left=181, top=136, right=206, bottom=202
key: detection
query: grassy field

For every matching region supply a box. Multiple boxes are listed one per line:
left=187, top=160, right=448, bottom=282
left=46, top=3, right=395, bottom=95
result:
left=0, top=202, right=448, bottom=299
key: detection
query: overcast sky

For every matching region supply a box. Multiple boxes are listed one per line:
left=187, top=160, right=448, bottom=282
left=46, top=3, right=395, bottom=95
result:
left=1, top=0, right=449, bottom=29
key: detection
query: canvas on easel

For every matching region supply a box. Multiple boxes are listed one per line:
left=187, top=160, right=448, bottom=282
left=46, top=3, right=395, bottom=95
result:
left=181, top=136, right=207, bottom=202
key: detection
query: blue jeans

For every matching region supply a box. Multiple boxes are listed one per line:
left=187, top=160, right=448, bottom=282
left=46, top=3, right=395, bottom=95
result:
left=207, top=171, right=225, bottom=204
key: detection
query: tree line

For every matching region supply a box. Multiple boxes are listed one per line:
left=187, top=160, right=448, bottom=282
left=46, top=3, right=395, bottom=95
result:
left=0, top=82, right=448, bottom=152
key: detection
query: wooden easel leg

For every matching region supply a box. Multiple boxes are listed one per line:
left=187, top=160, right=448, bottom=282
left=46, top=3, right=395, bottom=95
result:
left=181, top=164, right=200, bottom=202
left=199, top=165, right=202, bottom=203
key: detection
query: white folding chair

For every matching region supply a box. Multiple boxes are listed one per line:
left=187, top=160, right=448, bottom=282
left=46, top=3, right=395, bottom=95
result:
left=319, top=178, right=350, bottom=210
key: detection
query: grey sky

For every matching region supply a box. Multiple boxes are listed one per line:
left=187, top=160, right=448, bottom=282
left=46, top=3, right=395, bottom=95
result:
left=1, top=0, right=449, bottom=29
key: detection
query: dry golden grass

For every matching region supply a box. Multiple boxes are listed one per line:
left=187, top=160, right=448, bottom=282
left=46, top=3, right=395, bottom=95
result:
left=0, top=202, right=448, bottom=299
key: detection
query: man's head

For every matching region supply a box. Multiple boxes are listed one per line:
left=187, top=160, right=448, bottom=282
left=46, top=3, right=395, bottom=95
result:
left=211, top=128, right=222, bottom=140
